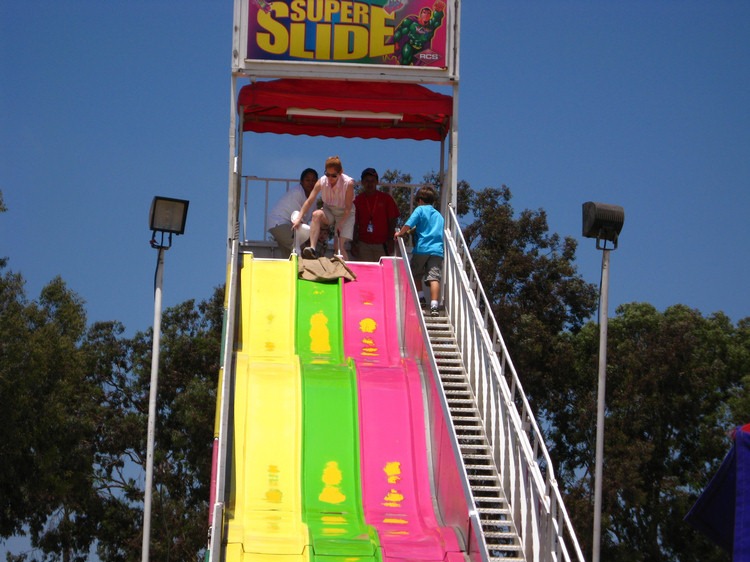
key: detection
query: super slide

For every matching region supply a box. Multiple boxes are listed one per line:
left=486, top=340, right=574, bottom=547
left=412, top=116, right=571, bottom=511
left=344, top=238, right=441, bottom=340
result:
left=212, top=255, right=470, bottom=562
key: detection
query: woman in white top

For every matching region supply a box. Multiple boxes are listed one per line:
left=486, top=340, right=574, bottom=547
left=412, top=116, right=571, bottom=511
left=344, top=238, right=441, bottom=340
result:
left=293, top=155, right=355, bottom=260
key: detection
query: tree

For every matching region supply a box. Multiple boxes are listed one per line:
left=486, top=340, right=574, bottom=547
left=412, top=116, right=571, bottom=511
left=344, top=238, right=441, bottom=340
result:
left=0, top=267, right=103, bottom=561
left=727, top=317, right=750, bottom=426
left=0, top=259, right=224, bottom=561
left=549, top=303, right=746, bottom=561
left=455, top=184, right=599, bottom=411
left=380, top=169, right=415, bottom=225
left=89, top=288, right=223, bottom=561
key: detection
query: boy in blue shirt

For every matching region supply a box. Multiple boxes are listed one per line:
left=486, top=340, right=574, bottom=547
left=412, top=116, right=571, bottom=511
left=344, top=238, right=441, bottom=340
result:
left=394, top=186, right=444, bottom=316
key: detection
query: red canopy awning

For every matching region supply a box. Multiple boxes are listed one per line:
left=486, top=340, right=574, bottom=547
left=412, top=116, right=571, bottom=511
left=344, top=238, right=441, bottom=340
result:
left=237, top=79, right=452, bottom=142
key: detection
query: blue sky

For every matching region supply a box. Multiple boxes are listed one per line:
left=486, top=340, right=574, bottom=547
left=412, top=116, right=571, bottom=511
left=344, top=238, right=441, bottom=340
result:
left=3, top=1, right=749, bottom=343
left=1, top=0, right=749, bottom=558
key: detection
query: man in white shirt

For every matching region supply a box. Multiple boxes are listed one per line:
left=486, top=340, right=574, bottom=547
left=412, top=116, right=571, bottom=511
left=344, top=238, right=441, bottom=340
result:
left=267, top=168, right=317, bottom=256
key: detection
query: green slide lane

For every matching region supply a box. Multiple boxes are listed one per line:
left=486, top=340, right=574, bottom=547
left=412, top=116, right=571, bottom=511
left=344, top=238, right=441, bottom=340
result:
left=295, top=278, right=344, bottom=364
left=296, top=278, right=381, bottom=561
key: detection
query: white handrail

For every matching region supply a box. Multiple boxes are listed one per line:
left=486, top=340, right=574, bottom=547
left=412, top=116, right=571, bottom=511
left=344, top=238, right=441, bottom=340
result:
left=208, top=236, right=239, bottom=562
left=444, top=206, right=585, bottom=562
left=394, top=236, right=491, bottom=562
left=240, top=175, right=431, bottom=243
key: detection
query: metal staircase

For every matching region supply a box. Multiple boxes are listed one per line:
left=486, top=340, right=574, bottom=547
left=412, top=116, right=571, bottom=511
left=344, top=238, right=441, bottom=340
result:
left=425, top=313, right=525, bottom=561
left=395, top=205, right=586, bottom=562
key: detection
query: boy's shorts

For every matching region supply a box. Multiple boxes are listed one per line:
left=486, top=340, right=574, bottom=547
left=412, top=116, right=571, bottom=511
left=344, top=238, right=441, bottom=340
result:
left=322, top=204, right=355, bottom=240
left=410, top=254, right=443, bottom=283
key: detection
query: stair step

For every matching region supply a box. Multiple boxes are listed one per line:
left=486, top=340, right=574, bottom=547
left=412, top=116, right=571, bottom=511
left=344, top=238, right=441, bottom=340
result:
left=463, top=454, right=494, bottom=461
left=460, top=443, right=489, bottom=451
left=469, top=473, right=500, bottom=481
left=475, top=498, right=505, bottom=506
left=458, top=434, right=485, bottom=440
left=484, top=531, right=519, bottom=539
left=479, top=507, right=511, bottom=516
left=455, top=423, right=483, bottom=430
left=450, top=408, right=479, bottom=415
left=471, top=486, right=503, bottom=493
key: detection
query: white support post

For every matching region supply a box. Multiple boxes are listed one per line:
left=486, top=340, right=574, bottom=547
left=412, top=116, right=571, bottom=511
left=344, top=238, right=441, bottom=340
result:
left=141, top=247, right=164, bottom=562
left=592, top=248, right=610, bottom=562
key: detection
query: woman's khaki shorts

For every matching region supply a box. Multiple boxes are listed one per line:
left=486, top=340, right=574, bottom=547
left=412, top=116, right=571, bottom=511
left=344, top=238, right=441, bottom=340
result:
left=322, top=204, right=355, bottom=240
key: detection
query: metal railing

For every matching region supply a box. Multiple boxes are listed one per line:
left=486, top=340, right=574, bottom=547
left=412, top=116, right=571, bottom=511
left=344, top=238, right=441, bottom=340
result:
left=240, top=175, right=429, bottom=243
left=394, top=238, right=491, bottom=562
left=443, top=206, right=585, bottom=562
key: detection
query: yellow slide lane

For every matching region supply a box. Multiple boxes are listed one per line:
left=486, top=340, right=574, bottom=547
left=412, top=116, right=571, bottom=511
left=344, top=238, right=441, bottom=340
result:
left=226, top=256, right=309, bottom=562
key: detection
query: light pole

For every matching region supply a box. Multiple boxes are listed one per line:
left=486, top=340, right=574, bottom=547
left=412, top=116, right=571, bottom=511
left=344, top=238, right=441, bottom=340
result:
left=582, top=201, right=624, bottom=562
left=142, top=196, right=189, bottom=562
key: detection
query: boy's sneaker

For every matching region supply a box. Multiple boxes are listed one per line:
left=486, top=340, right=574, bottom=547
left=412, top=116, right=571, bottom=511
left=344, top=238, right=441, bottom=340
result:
left=430, top=305, right=439, bottom=316
left=302, top=247, right=317, bottom=260
left=419, top=296, right=427, bottom=308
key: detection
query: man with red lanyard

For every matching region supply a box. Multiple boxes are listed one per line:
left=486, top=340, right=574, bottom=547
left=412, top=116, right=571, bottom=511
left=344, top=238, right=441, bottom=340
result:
left=351, top=168, right=401, bottom=262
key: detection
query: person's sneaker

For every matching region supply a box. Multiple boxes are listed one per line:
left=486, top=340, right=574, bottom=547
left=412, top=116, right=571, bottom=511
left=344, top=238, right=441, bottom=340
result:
left=430, top=305, right=439, bottom=316
left=302, top=247, right=316, bottom=259
left=419, top=296, right=427, bottom=308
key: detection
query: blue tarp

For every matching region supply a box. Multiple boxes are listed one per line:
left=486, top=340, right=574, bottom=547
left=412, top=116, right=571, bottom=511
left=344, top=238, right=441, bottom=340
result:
left=686, top=424, right=750, bottom=560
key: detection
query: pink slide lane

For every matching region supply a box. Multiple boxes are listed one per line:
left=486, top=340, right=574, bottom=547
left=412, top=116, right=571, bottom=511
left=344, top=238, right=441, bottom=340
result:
left=343, top=261, right=462, bottom=562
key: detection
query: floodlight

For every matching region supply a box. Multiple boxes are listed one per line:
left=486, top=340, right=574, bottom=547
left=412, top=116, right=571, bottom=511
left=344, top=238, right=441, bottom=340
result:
left=149, top=196, right=189, bottom=235
left=149, top=196, right=189, bottom=249
left=582, top=202, right=624, bottom=248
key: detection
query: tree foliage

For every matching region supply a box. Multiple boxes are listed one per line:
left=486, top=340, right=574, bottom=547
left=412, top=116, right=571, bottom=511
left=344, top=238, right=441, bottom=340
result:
left=0, top=267, right=102, bottom=561
left=549, top=303, right=746, bottom=561
left=456, top=184, right=599, bottom=415
left=380, top=169, right=414, bottom=222
left=0, top=258, right=223, bottom=561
